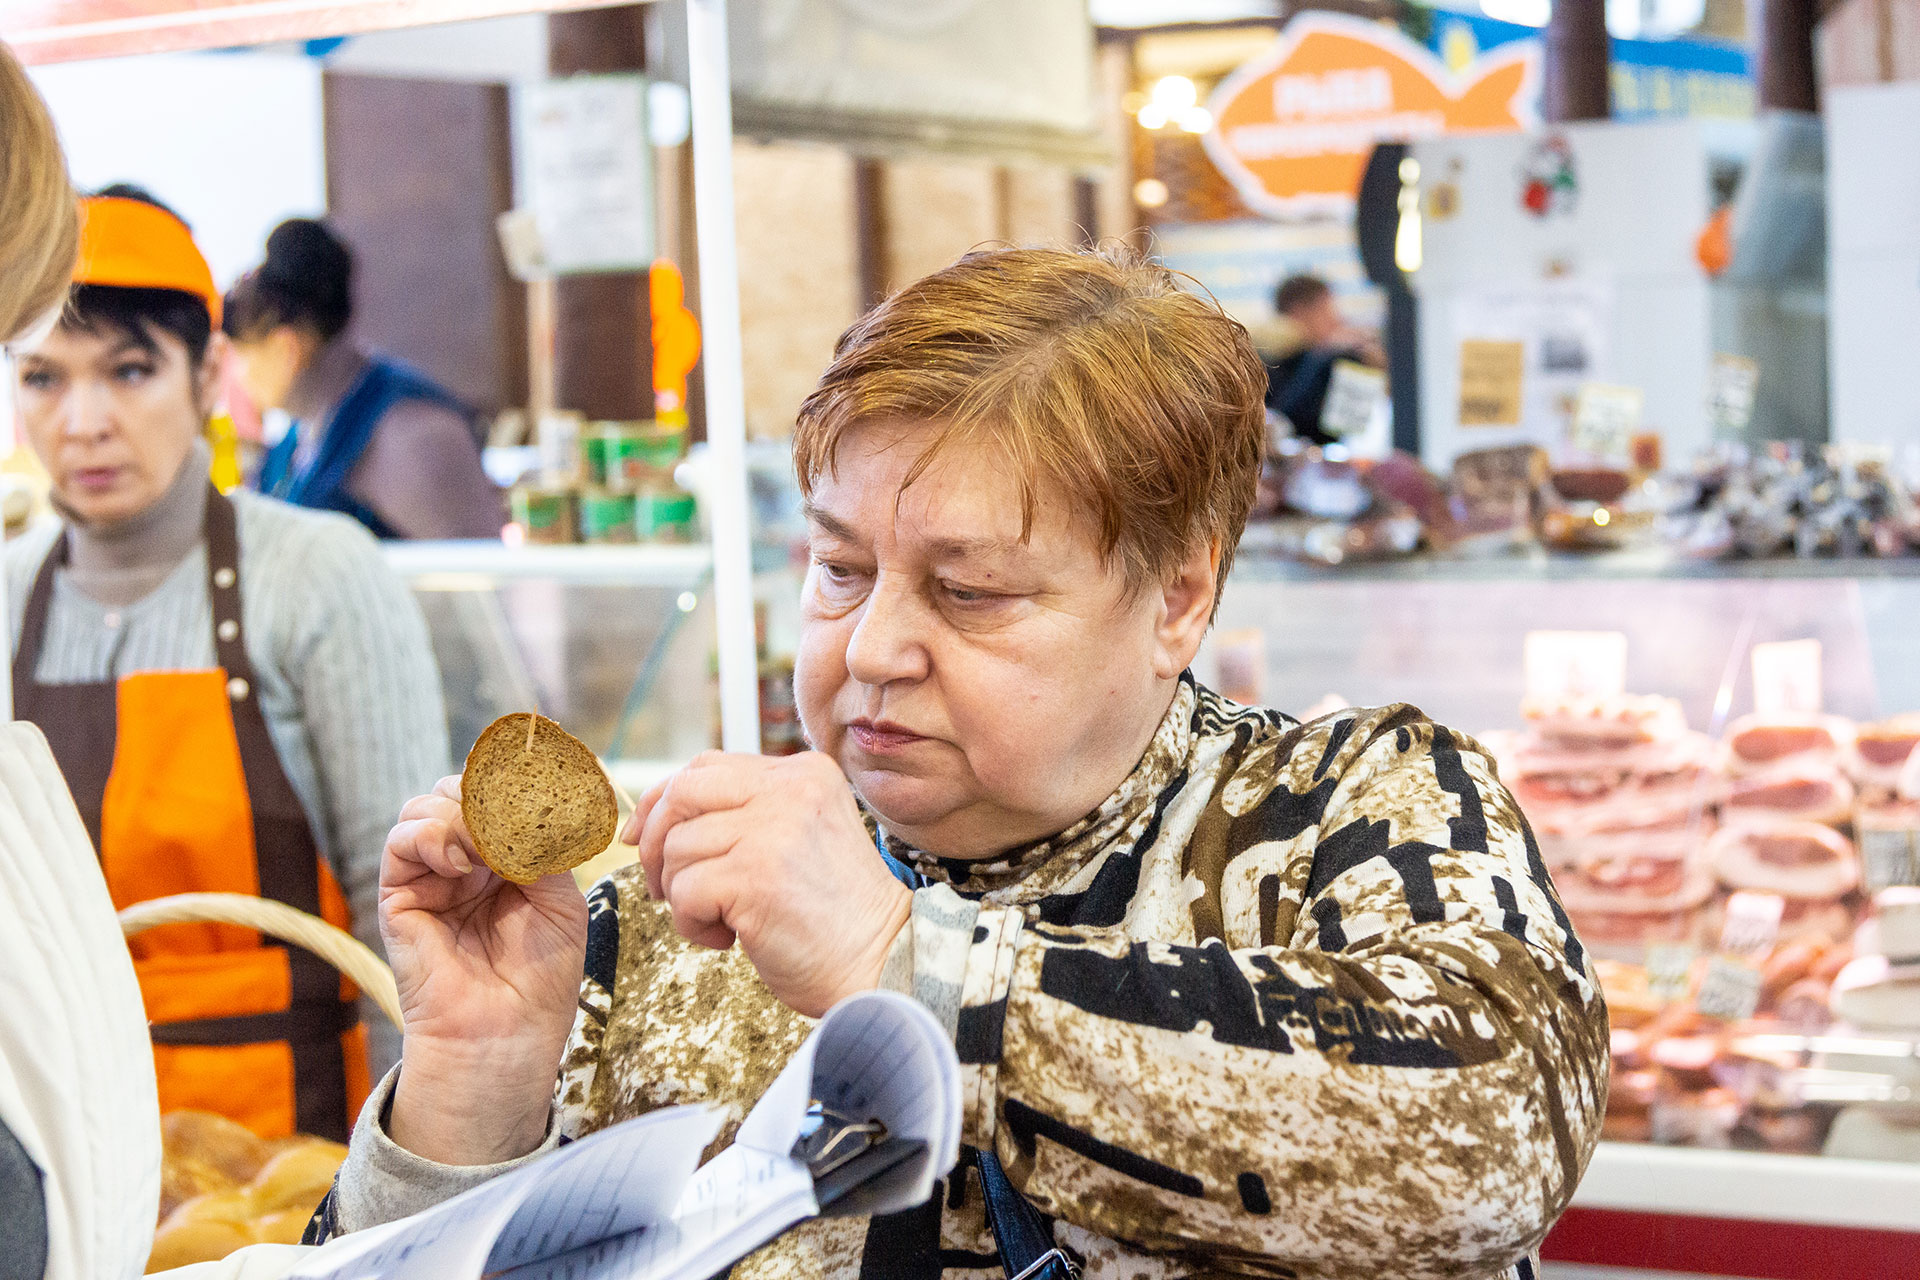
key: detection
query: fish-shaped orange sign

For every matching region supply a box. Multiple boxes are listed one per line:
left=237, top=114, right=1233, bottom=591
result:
left=1204, top=13, right=1538, bottom=218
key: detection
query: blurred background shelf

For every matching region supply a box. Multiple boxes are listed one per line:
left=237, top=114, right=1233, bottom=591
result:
left=1232, top=535, right=1920, bottom=584
left=381, top=540, right=713, bottom=588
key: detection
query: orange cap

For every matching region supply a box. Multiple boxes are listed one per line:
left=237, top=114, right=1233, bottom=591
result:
left=73, top=196, right=221, bottom=326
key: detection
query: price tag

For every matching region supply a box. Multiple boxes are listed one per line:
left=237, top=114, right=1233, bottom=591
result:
left=1645, top=942, right=1698, bottom=1003
left=1570, top=383, right=1644, bottom=462
left=1321, top=360, right=1388, bottom=439
left=1751, top=639, right=1823, bottom=717
left=1459, top=340, right=1524, bottom=426
left=1860, top=826, right=1920, bottom=892
left=1719, top=890, right=1785, bottom=958
left=1708, top=354, right=1760, bottom=434
left=1523, top=630, right=1628, bottom=704
left=1695, top=954, right=1764, bottom=1022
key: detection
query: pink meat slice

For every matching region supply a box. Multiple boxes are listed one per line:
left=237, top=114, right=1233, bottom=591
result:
left=1705, top=819, right=1860, bottom=900
left=1724, top=765, right=1855, bottom=827
left=1722, top=713, right=1854, bottom=774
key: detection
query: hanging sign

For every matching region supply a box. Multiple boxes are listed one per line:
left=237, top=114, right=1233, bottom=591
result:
left=1202, top=13, right=1538, bottom=220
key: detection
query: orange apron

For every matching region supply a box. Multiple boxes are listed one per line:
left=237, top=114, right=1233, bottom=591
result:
left=12, top=488, right=369, bottom=1141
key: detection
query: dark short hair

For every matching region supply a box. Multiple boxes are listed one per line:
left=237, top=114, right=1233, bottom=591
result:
left=223, top=217, right=354, bottom=342
left=65, top=284, right=212, bottom=366
left=1273, top=274, right=1332, bottom=317
left=61, top=185, right=212, bottom=365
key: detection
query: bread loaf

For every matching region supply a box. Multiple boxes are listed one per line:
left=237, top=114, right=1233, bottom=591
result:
left=250, top=1139, right=348, bottom=1214
left=462, top=713, right=618, bottom=885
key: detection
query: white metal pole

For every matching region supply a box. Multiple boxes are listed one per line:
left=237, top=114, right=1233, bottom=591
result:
left=686, top=0, right=762, bottom=755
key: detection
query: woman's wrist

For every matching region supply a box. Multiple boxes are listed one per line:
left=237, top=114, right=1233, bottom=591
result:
left=390, top=1033, right=559, bottom=1166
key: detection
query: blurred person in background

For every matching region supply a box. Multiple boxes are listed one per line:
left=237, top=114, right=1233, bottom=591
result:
left=1263, top=273, right=1384, bottom=446
left=7, top=186, right=447, bottom=1143
left=223, top=219, right=503, bottom=540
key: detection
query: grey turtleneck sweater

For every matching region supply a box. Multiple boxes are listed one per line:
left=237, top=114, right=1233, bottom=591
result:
left=9, top=452, right=451, bottom=1072
left=53, top=441, right=212, bottom=608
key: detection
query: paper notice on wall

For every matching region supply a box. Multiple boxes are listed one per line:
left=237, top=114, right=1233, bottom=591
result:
left=1569, top=383, right=1644, bottom=463
left=1458, top=341, right=1524, bottom=425
left=1450, top=280, right=1613, bottom=448
left=1523, top=630, right=1627, bottom=704
left=1751, top=639, right=1822, bottom=716
left=518, top=75, right=655, bottom=276
left=1321, top=360, right=1389, bottom=438
left=1708, top=354, right=1760, bottom=434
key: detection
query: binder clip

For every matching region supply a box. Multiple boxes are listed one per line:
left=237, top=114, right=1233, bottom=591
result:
left=792, top=1101, right=926, bottom=1209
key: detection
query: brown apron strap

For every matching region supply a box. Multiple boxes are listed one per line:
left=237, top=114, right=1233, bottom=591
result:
left=202, top=488, right=356, bottom=1140
left=11, top=535, right=117, bottom=851
left=149, top=1000, right=360, bottom=1048
left=11, top=531, right=69, bottom=720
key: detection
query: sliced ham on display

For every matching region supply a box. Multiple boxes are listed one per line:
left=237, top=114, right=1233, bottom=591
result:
left=1846, top=715, right=1920, bottom=794
left=1721, top=712, right=1854, bottom=775
left=1723, top=764, right=1855, bottom=827
left=1521, top=693, right=1689, bottom=749
left=1706, top=819, right=1861, bottom=900
left=1499, top=729, right=1722, bottom=840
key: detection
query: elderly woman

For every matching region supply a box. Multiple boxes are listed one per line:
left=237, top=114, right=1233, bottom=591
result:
left=320, top=247, right=1607, bottom=1280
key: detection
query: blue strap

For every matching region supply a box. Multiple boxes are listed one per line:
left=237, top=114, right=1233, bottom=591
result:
left=877, top=838, right=923, bottom=890
left=872, top=835, right=1073, bottom=1280
left=977, top=1150, right=1074, bottom=1280
left=257, top=423, right=299, bottom=499
left=264, top=357, right=471, bottom=539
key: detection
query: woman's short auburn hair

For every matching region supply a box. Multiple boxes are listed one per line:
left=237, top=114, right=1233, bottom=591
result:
left=793, top=244, right=1268, bottom=602
left=0, top=40, right=78, bottom=346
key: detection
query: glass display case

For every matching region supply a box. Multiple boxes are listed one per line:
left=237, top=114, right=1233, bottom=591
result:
left=385, top=542, right=722, bottom=794
left=1211, top=546, right=1920, bottom=1277
left=387, top=534, right=1920, bottom=1276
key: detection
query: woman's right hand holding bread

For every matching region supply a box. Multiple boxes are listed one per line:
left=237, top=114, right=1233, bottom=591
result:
left=380, top=776, right=588, bottom=1166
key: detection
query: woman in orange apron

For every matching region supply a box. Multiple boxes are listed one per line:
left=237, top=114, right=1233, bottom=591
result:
left=7, top=189, right=451, bottom=1142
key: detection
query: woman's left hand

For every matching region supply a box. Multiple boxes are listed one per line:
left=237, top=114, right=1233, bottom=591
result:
left=628, top=751, right=911, bottom=1018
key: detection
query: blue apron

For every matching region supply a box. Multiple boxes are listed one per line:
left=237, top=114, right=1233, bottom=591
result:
left=257, top=357, right=471, bottom=540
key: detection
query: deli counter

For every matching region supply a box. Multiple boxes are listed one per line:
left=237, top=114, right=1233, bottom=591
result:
left=386, top=539, right=1920, bottom=1279
left=1211, top=546, right=1920, bottom=1279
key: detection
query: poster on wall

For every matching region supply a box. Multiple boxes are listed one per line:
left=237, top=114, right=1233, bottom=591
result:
left=1450, top=279, right=1614, bottom=448
left=1201, top=12, right=1538, bottom=220
left=517, top=75, right=655, bottom=276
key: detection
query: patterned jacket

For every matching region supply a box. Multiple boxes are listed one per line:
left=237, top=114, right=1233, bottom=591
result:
left=325, top=676, right=1608, bottom=1280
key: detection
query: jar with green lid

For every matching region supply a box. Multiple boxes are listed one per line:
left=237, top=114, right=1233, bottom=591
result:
left=511, top=486, right=575, bottom=544
left=586, top=421, right=650, bottom=492
left=578, top=488, right=638, bottom=543
left=616, top=424, right=690, bottom=490
left=634, top=484, right=698, bottom=543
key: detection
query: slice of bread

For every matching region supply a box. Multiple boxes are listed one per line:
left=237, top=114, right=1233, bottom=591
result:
left=462, top=713, right=618, bottom=885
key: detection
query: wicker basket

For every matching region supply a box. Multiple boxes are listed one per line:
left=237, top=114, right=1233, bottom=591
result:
left=118, top=892, right=403, bottom=1029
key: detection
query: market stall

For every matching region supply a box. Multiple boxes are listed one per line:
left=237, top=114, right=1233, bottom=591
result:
left=1215, top=548, right=1920, bottom=1279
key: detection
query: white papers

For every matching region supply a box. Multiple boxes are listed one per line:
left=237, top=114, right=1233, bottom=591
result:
left=288, top=990, right=961, bottom=1280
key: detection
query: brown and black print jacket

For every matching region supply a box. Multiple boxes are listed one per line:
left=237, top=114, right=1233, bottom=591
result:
left=540, top=675, right=1608, bottom=1280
